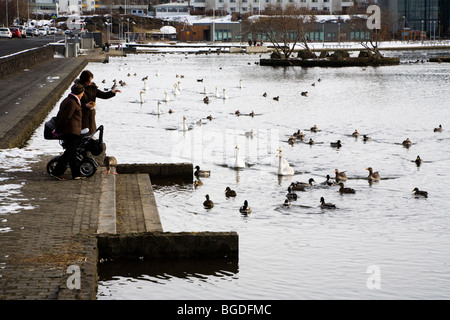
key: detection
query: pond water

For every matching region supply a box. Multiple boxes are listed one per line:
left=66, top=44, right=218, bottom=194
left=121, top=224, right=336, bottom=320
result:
left=28, top=49, right=450, bottom=299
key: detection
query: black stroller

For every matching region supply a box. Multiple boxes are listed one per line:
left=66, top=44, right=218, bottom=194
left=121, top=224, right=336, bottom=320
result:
left=44, top=116, right=104, bottom=178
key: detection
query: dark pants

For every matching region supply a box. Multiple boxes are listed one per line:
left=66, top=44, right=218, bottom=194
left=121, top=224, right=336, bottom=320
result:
left=53, top=134, right=81, bottom=178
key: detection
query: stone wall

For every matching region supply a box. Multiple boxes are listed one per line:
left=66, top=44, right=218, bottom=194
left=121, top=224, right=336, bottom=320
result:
left=0, top=46, right=54, bottom=79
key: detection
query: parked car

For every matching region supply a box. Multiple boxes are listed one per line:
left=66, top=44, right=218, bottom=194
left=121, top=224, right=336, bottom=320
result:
left=26, top=27, right=38, bottom=37
left=38, top=27, right=48, bottom=36
left=17, top=26, right=27, bottom=38
left=0, top=27, right=12, bottom=39
left=10, top=27, right=21, bottom=38
left=49, top=27, right=57, bottom=35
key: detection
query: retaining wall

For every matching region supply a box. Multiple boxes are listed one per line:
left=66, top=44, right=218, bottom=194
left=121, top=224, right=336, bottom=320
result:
left=0, top=46, right=54, bottom=79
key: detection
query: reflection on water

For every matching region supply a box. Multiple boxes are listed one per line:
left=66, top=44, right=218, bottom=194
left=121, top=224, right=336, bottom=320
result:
left=27, top=50, right=450, bottom=299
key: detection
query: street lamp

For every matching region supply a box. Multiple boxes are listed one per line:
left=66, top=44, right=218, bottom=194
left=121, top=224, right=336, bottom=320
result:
left=338, top=22, right=341, bottom=45
left=421, top=20, right=424, bottom=44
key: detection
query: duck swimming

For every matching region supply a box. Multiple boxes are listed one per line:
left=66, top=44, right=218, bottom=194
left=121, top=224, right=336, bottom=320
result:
left=402, top=138, right=412, bottom=147
left=288, top=135, right=296, bottom=145
left=338, top=182, right=355, bottom=194
left=283, top=199, right=292, bottom=208
left=293, top=130, right=305, bottom=140
left=366, top=167, right=380, bottom=181
left=286, top=186, right=298, bottom=201
left=322, top=175, right=335, bottom=186
left=330, top=140, right=342, bottom=148
left=308, top=138, right=315, bottom=145
left=195, top=166, right=210, bottom=178
left=415, top=155, right=423, bottom=166
left=225, top=187, right=237, bottom=197
left=292, top=178, right=315, bottom=189
left=310, top=125, right=318, bottom=133
left=203, top=194, right=214, bottom=209
left=194, top=179, right=203, bottom=189
left=240, top=200, right=252, bottom=215
left=412, top=187, right=428, bottom=198
left=434, top=124, right=442, bottom=132
left=334, top=169, right=347, bottom=181
left=320, top=197, right=336, bottom=209
left=352, top=129, right=359, bottom=137
left=363, top=135, right=371, bottom=142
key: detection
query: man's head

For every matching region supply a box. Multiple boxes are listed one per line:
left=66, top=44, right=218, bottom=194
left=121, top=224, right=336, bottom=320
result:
left=80, top=70, right=94, bottom=85
left=71, top=83, right=85, bottom=98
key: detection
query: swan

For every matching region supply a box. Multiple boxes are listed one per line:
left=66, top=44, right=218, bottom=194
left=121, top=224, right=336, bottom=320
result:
left=156, top=69, right=160, bottom=77
left=215, top=86, right=220, bottom=98
left=173, top=83, right=180, bottom=96
left=177, top=81, right=182, bottom=92
left=233, top=145, right=245, bottom=169
left=203, top=87, right=208, bottom=95
left=163, top=91, right=170, bottom=102
left=223, top=88, right=229, bottom=100
left=139, top=91, right=145, bottom=104
left=156, top=101, right=162, bottom=115
left=142, top=79, right=149, bottom=91
left=239, top=79, right=243, bottom=89
left=277, top=147, right=294, bottom=176
left=182, top=116, right=188, bottom=131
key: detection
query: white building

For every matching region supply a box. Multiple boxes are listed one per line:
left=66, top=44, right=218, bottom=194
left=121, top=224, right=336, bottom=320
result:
left=31, top=0, right=98, bottom=15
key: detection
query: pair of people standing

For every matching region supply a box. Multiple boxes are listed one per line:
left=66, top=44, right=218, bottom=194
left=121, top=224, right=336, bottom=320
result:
left=50, top=70, right=121, bottom=180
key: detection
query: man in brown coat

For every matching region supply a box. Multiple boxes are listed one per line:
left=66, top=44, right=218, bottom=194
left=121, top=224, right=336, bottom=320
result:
left=75, top=70, right=121, bottom=134
left=51, top=83, right=85, bottom=180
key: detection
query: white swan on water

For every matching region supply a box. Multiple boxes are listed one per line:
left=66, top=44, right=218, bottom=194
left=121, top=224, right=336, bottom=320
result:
left=139, top=91, right=145, bottom=104
left=142, top=80, right=149, bottom=91
left=233, top=145, right=245, bottom=169
left=215, top=86, right=220, bottom=98
left=277, top=147, right=294, bottom=176
left=156, top=101, right=162, bottom=115
left=163, top=91, right=170, bottom=102
left=182, top=116, right=188, bottom=131
left=222, top=88, right=229, bottom=100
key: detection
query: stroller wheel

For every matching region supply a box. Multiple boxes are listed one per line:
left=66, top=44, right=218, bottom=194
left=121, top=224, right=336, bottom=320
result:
left=47, top=156, right=65, bottom=176
left=79, top=158, right=97, bottom=177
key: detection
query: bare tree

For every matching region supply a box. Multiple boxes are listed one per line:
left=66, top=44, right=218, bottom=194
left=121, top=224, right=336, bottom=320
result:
left=243, top=4, right=316, bottom=59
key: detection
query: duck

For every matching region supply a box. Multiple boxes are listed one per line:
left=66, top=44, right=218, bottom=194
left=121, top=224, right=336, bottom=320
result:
left=104, top=156, right=118, bottom=174
left=249, top=111, right=255, bottom=117
left=322, top=175, right=336, bottom=186
left=308, top=138, right=315, bottom=145
left=292, top=178, right=315, bottom=188
left=301, top=91, right=308, bottom=97
left=402, top=138, right=412, bottom=147
left=283, top=199, right=292, bottom=208
left=310, top=125, right=318, bottom=133
left=338, top=182, right=355, bottom=194
left=412, top=187, right=428, bottom=198
left=245, top=129, right=254, bottom=138
left=363, top=135, right=371, bottom=142
left=277, top=147, right=294, bottom=176
left=206, top=115, right=213, bottom=121
left=415, top=155, right=423, bottom=166
left=194, top=166, right=210, bottom=178
left=286, top=186, right=298, bottom=201
left=225, top=187, right=237, bottom=197
left=235, top=110, right=241, bottom=116
left=330, top=140, right=342, bottom=148
left=366, top=167, right=380, bottom=181
left=290, top=182, right=306, bottom=192
left=233, top=145, right=246, bottom=169
left=168, top=109, right=174, bottom=114
left=203, top=96, right=210, bottom=104
left=239, top=200, right=252, bottom=215
left=263, top=92, right=267, bottom=97
left=320, top=197, right=336, bottom=209
left=288, top=135, right=296, bottom=145
left=434, top=124, right=442, bottom=132
left=293, top=130, right=305, bottom=140
left=203, top=194, right=214, bottom=209
left=273, top=96, right=279, bottom=101
left=334, top=169, right=347, bottom=181
left=352, top=129, right=360, bottom=137
left=194, top=179, right=203, bottom=189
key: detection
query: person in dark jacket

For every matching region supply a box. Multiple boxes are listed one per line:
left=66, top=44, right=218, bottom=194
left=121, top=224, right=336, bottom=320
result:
left=51, top=83, right=85, bottom=180
left=75, top=70, right=121, bottom=134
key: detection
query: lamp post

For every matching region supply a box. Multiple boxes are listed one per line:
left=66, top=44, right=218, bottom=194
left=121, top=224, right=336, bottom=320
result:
left=338, top=22, right=340, bottom=45
left=421, top=20, right=424, bottom=44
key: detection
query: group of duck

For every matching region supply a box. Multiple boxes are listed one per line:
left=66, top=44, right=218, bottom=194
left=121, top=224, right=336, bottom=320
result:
left=281, top=124, right=443, bottom=209
left=195, top=166, right=252, bottom=215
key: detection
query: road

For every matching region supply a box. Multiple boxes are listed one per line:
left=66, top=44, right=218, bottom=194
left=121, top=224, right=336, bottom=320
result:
left=0, top=35, right=66, bottom=58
